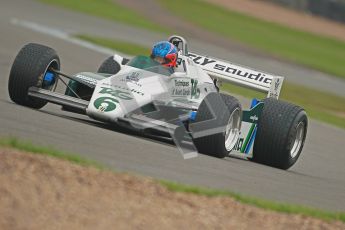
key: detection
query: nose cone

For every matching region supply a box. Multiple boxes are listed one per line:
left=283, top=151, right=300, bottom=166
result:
left=87, top=72, right=167, bottom=122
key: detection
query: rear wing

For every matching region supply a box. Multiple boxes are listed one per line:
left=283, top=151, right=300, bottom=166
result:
left=187, top=52, right=284, bottom=99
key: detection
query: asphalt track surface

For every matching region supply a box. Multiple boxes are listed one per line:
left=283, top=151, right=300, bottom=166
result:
left=0, top=0, right=345, bottom=211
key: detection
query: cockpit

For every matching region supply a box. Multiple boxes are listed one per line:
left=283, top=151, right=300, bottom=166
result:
left=126, top=55, right=173, bottom=76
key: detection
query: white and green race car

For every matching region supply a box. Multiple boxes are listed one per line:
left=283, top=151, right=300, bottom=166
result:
left=8, top=35, right=308, bottom=169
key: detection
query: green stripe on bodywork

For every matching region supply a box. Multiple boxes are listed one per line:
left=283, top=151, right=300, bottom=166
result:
left=241, top=123, right=255, bottom=153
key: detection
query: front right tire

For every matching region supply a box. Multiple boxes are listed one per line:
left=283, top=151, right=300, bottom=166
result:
left=97, top=56, right=129, bottom=74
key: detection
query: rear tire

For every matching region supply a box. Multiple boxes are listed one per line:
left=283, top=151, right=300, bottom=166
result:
left=192, top=93, right=242, bottom=158
left=252, top=98, right=308, bottom=169
left=8, top=43, right=60, bottom=109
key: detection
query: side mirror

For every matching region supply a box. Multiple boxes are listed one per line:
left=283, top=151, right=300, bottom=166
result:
left=168, top=35, right=188, bottom=56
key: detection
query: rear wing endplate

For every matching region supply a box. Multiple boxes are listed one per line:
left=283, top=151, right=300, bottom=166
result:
left=187, top=52, right=284, bottom=99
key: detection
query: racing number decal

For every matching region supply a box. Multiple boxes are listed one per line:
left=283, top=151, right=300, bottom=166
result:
left=191, top=79, right=200, bottom=99
left=94, top=87, right=133, bottom=112
left=94, top=97, right=119, bottom=112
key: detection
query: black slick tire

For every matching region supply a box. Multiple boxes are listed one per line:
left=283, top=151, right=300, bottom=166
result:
left=192, top=93, right=242, bottom=158
left=252, top=98, right=308, bottom=169
left=8, top=43, right=60, bottom=109
left=97, top=56, right=129, bottom=74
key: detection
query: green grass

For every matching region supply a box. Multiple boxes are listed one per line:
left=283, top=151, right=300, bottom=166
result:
left=160, top=180, right=345, bottom=223
left=158, top=0, right=345, bottom=79
left=41, top=0, right=345, bottom=79
left=222, top=82, right=345, bottom=129
left=1, top=137, right=344, bottom=222
left=75, top=34, right=345, bottom=129
left=75, top=34, right=150, bottom=56
left=39, top=0, right=167, bottom=33
left=0, top=137, right=104, bottom=169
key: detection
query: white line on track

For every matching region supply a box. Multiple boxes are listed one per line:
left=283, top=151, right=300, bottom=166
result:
left=10, top=18, right=130, bottom=57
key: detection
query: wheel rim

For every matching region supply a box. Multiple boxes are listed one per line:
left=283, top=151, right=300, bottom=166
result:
left=225, top=108, right=241, bottom=151
left=42, top=59, right=59, bottom=90
left=290, top=121, right=305, bottom=158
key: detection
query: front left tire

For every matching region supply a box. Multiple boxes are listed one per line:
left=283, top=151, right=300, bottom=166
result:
left=8, top=43, right=60, bottom=109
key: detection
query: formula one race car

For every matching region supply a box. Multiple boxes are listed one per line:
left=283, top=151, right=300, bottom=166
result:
left=8, top=35, right=308, bottom=169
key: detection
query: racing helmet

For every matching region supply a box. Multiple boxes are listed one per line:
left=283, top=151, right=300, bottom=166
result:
left=150, top=41, right=178, bottom=68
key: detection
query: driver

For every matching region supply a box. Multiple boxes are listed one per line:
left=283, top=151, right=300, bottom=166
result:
left=150, top=41, right=178, bottom=69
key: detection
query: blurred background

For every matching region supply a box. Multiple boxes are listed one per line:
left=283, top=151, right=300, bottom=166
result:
left=267, top=0, right=345, bottom=23
left=17, top=0, right=344, bottom=128
left=1, top=0, right=345, bottom=221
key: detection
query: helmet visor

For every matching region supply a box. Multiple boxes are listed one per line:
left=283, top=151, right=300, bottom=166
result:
left=153, top=56, right=165, bottom=64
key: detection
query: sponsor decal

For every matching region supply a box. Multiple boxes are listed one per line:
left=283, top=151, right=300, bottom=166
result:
left=234, top=138, right=244, bottom=152
left=188, top=53, right=272, bottom=85
left=126, top=72, right=140, bottom=82
left=75, top=74, right=98, bottom=86
left=102, top=83, right=144, bottom=96
left=269, top=92, right=278, bottom=98
left=172, top=87, right=191, bottom=96
left=119, top=72, right=142, bottom=87
left=121, top=72, right=142, bottom=87
left=274, top=78, right=281, bottom=91
left=234, top=123, right=257, bottom=154
left=187, top=54, right=216, bottom=66
left=242, top=102, right=263, bottom=124
left=172, top=79, right=200, bottom=99
left=250, top=115, right=258, bottom=122
left=172, top=79, right=190, bottom=96
left=98, top=87, right=133, bottom=100
left=175, top=79, right=189, bottom=87
left=268, top=77, right=281, bottom=98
